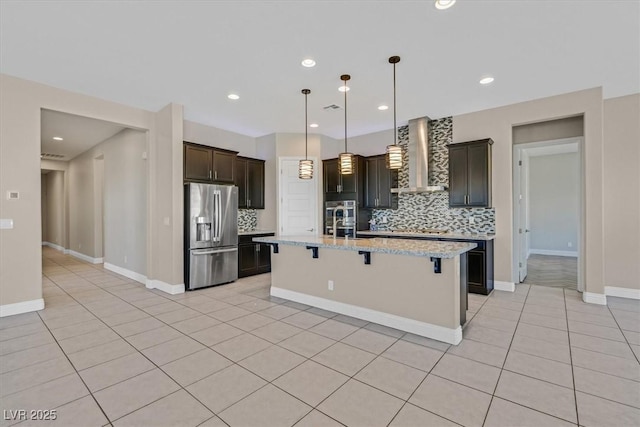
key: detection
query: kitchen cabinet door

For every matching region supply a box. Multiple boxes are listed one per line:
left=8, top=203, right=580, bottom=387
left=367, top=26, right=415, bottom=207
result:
left=184, top=144, right=213, bottom=182
left=212, top=149, right=236, bottom=183
left=324, top=159, right=341, bottom=195
left=256, top=243, right=271, bottom=273
left=364, top=155, right=397, bottom=209
left=238, top=243, right=257, bottom=277
left=365, top=157, right=379, bottom=208
left=236, top=157, right=248, bottom=208
left=448, top=139, right=492, bottom=208
left=247, top=159, right=265, bottom=209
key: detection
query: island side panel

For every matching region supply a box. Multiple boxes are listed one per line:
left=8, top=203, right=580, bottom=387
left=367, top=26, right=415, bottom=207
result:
left=270, top=244, right=461, bottom=331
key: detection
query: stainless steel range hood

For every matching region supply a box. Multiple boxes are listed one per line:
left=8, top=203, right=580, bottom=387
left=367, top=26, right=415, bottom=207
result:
left=391, top=116, right=448, bottom=193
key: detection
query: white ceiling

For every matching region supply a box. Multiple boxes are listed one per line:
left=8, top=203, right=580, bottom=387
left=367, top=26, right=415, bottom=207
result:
left=41, top=110, right=126, bottom=161
left=2, top=1, right=639, bottom=139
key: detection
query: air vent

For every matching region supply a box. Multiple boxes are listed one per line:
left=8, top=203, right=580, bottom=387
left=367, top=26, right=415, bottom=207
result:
left=41, top=153, right=65, bottom=159
left=323, top=104, right=342, bottom=111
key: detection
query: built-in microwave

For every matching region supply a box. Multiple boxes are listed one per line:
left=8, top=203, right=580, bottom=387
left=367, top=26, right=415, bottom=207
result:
left=325, top=200, right=357, bottom=237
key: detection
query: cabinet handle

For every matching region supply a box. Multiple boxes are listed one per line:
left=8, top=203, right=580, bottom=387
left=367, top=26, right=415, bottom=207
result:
left=209, top=170, right=212, bottom=179
left=248, top=199, right=251, bottom=207
left=256, top=244, right=260, bottom=252
left=214, top=171, right=218, bottom=180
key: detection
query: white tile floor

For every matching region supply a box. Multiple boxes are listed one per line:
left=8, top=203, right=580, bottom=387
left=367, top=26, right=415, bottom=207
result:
left=1, top=247, right=639, bottom=426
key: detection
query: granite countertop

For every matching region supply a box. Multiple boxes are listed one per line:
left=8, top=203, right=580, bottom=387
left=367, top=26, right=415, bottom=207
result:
left=238, top=229, right=276, bottom=236
left=356, top=230, right=496, bottom=241
left=252, top=235, right=476, bottom=258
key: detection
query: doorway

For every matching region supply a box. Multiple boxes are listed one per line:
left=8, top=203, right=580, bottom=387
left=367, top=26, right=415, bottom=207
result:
left=513, top=137, right=583, bottom=291
left=278, top=157, right=318, bottom=236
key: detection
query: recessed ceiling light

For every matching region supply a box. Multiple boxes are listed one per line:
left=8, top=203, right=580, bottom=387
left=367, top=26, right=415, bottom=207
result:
left=228, top=94, right=240, bottom=100
left=309, top=123, right=319, bottom=128
left=301, top=58, right=316, bottom=68
left=52, top=136, right=63, bottom=141
left=378, top=105, right=389, bottom=111
left=338, top=86, right=350, bottom=92
left=479, top=76, right=495, bottom=85
left=434, top=0, right=456, bottom=10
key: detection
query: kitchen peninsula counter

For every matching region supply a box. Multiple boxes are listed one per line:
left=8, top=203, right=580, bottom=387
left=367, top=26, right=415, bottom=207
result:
left=357, top=230, right=496, bottom=241
left=253, top=235, right=476, bottom=344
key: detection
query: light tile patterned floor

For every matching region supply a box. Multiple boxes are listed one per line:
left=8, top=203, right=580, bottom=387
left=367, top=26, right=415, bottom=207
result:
left=1, top=247, right=639, bottom=426
left=524, top=254, right=578, bottom=289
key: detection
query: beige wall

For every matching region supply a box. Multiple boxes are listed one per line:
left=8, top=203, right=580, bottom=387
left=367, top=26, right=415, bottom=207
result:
left=0, top=74, right=157, bottom=307
left=513, top=116, right=584, bottom=144
left=68, top=148, right=100, bottom=257
left=453, top=88, right=604, bottom=295
left=44, top=171, right=66, bottom=248
left=150, top=103, right=184, bottom=286
left=603, top=94, right=640, bottom=291
left=183, top=120, right=257, bottom=158
left=103, top=129, right=148, bottom=275
left=256, top=134, right=277, bottom=231
left=529, top=153, right=579, bottom=253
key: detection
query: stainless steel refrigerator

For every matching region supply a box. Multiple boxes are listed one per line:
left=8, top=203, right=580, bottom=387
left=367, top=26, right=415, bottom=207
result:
left=185, top=183, right=238, bottom=290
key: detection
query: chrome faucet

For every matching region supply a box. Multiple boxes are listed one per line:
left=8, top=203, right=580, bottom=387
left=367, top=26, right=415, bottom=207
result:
left=333, top=206, right=346, bottom=239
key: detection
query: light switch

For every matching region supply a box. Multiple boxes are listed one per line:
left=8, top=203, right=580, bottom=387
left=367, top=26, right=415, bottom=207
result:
left=0, top=219, right=14, bottom=229
left=163, top=217, right=171, bottom=226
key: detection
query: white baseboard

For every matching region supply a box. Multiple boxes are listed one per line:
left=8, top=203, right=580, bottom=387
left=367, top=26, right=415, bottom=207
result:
left=605, top=286, right=640, bottom=300
left=583, top=292, right=607, bottom=305
left=0, top=298, right=45, bottom=317
left=146, top=279, right=185, bottom=295
left=271, top=287, right=462, bottom=345
left=104, top=263, right=147, bottom=285
left=67, top=250, right=103, bottom=264
left=42, top=241, right=66, bottom=252
left=494, top=281, right=515, bottom=292
left=530, top=249, right=578, bottom=257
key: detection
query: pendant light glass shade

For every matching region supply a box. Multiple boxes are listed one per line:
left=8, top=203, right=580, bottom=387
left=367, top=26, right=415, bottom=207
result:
left=298, top=89, right=314, bottom=180
left=386, top=144, right=402, bottom=169
left=298, top=159, right=313, bottom=179
left=338, top=152, right=354, bottom=175
left=339, top=74, right=354, bottom=175
left=386, top=56, right=402, bottom=170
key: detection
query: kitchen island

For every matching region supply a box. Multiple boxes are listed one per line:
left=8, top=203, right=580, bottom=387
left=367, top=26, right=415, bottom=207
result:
left=252, top=235, right=476, bottom=344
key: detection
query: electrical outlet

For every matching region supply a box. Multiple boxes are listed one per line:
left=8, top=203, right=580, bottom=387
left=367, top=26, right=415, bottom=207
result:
left=124, top=255, right=128, bottom=264
left=469, top=216, right=475, bottom=224
left=382, top=217, right=388, bottom=224
left=78, top=243, right=82, bottom=249
left=328, top=280, right=334, bottom=291
left=568, top=242, right=573, bottom=248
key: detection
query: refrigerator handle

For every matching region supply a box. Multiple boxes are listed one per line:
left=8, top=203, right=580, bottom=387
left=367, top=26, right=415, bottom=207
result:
left=215, top=190, right=222, bottom=242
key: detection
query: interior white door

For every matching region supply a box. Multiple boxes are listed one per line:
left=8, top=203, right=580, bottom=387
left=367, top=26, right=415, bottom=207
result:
left=279, top=158, right=318, bottom=236
left=517, top=149, right=529, bottom=282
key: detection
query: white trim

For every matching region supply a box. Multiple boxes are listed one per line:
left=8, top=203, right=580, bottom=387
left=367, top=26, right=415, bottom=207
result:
left=271, top=287, right=462, bottom=345
left=583, top=292, right=607, bottom=305
left=605, top=286, right=640, bottom=300
left=146, top=279, right=185, bottom=295
left=529, top=249, right=578, bottom=257
left=494, top=281, right=515, bottom=292
left=0, top=298, right=45, bottom=317
left=104, top=263, right=147, bottom=285
left=68, top=250, right=103, bottom=264
left=42, top=241, right=66, bottom=252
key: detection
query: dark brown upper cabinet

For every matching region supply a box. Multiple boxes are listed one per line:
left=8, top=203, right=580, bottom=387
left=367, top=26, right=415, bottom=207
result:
left=235, top=156, right=265, bottom=209
left=184, top=142, right=237, bottom=184
left=364, top=155, right=398, bottom=209
left=448, top=138, right=493, bottom=208
left=323, top=156, right=366, bottom=206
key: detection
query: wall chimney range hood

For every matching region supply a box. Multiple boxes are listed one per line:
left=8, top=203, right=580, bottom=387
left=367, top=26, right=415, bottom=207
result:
left=391, top=116, right=448, bottom=193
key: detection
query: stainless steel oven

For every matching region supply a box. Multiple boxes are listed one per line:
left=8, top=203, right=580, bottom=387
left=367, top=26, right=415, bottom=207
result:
left=325, top=200, right=357, bottom=237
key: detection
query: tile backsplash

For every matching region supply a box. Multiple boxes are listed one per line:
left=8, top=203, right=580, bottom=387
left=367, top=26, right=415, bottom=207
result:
left=370, top=117, right=495, bottom=234
left=238, top=209, right=257, bottom=230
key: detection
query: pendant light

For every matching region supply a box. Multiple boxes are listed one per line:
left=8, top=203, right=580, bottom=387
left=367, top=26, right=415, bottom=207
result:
left=338, top=74, right=354, bottom=175
left=386, top=56, right=403, bottom=170
left=298, top=89, right=314, bottom=179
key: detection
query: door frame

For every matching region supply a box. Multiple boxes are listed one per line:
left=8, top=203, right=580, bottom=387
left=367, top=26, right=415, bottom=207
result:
left=512, top=137, right=584, bottom=291
left=277, top=156, right=319, bottom=236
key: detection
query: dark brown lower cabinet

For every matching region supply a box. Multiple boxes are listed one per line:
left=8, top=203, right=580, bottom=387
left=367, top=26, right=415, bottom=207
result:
left=238, top=233, right=274, bottom=278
